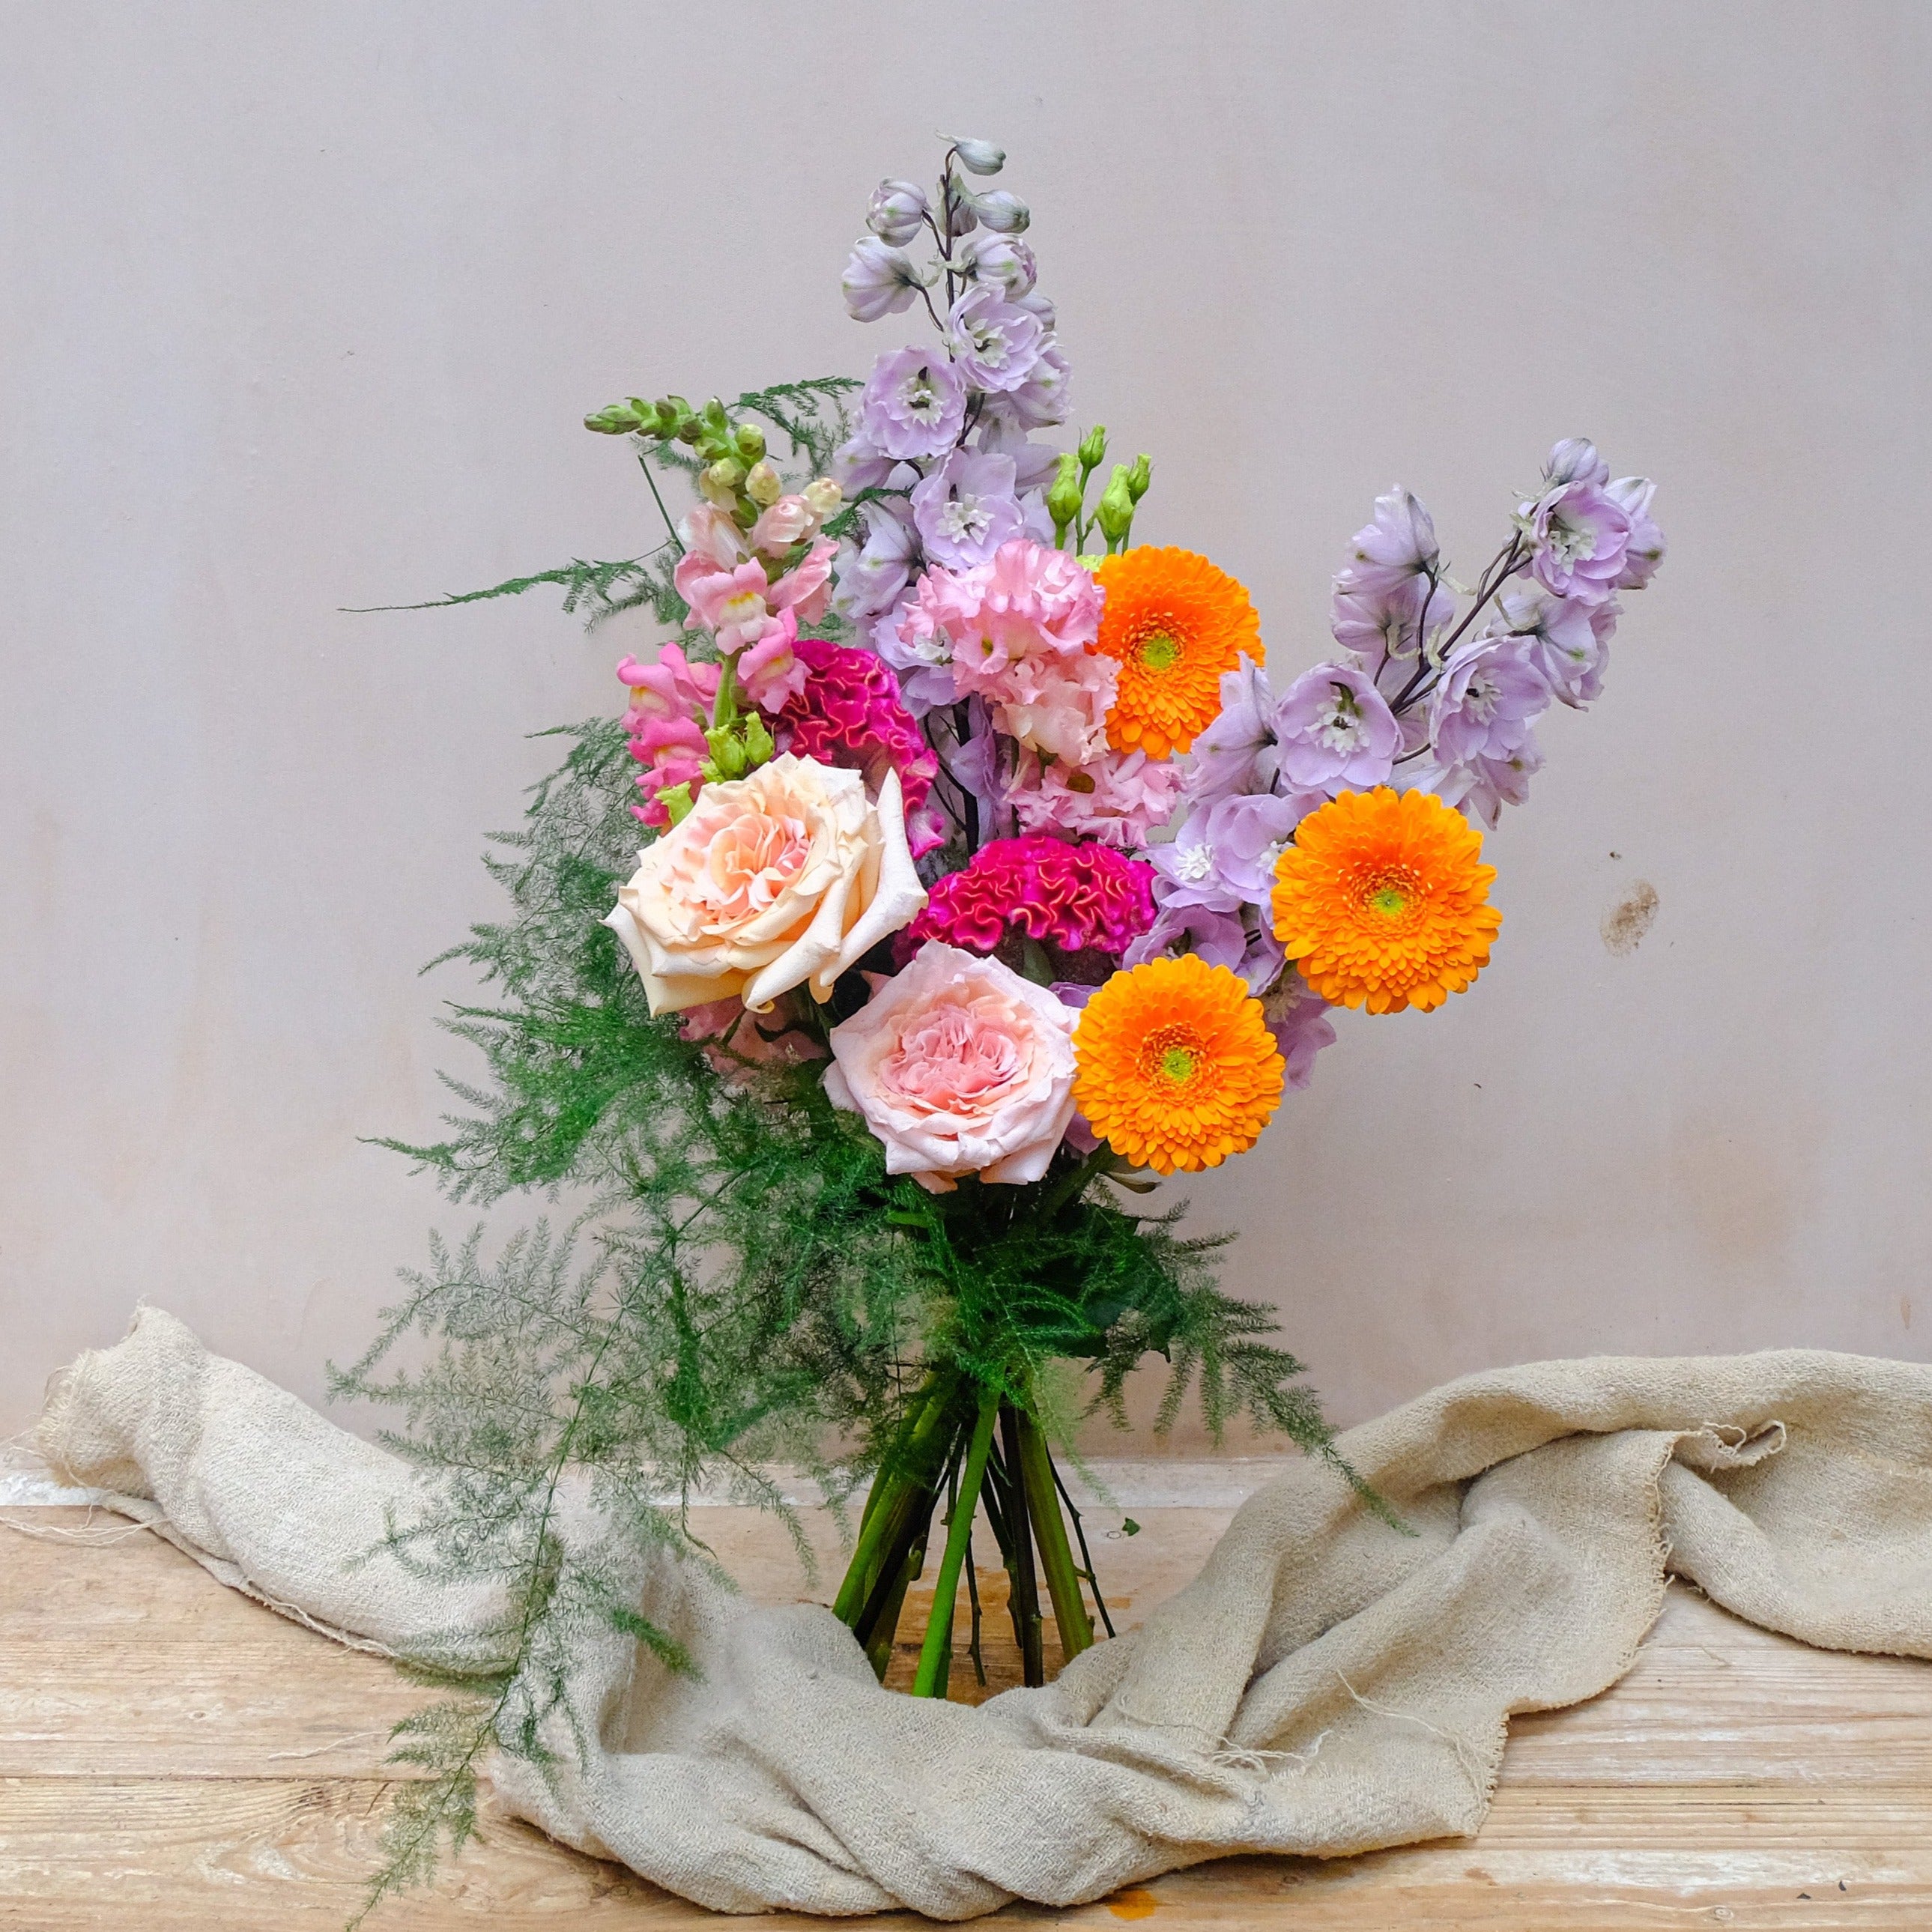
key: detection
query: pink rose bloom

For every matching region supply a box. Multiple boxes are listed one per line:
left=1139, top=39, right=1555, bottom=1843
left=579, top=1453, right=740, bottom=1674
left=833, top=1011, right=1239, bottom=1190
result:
left=1005, top=745, right=1184, bottom=847
left=676, top=554, right=772, bottom=652
left=736, top=609, right=810, bottom=714
left=897, top=540, right=1113, bottom=763
left=604, top=754, right=927, bottom=1015
left=824, top=942, right=1078, bottom=1193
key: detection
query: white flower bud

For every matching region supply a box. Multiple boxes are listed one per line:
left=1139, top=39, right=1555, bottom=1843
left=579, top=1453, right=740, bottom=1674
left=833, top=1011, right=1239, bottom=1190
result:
left=951, top=137, right=1006, bottom=176
left=803, top=478, right=843, bottom=518
left=969, top=190, right=1030, bottom=234
left=866, top=178, right=929, bottom=246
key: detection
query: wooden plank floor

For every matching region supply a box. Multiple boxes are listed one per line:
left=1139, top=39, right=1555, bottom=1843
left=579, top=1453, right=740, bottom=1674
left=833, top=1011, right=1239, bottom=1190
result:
left=4, top=1500, right=1932, bottom=1929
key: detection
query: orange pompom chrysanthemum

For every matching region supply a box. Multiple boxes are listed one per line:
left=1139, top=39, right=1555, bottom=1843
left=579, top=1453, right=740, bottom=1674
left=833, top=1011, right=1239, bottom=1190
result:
left=1271, top=787, right=1502, bottom=1014
left=1094, top=547, right=1260, bottom=760
left=1072, top=954, right=1286, bottom=1175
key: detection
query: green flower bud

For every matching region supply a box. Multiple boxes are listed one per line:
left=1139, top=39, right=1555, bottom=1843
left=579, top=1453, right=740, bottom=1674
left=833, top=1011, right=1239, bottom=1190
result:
left=741, top=712, right=775, bottom=767
left=584, top=401, right=643, bottom=434
left=733, top=423, right=767, bottom=464
left=1045, top=452, right=1083, bottom=541
left=1076, top=424, right=1108, bottom=473
left=1096, top=464, right=1135, bottom=547
left=673, top=412, right=704, bottom=446
left=700, top=396, right=730, bottom=434
left=744, top=459, right=782, bottom=507
left=657, top=781, right=695, bottom=826
left=705, top=721, right=749, bottom=778
left=1126, top=453, right=1152, bottom=503
left=700, top=457, right=746, bottom=508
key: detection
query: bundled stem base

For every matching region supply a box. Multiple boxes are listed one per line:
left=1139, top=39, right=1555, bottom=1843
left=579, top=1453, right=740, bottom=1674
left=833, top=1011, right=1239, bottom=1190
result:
left=834, top=1379, right=1109, bottom=1695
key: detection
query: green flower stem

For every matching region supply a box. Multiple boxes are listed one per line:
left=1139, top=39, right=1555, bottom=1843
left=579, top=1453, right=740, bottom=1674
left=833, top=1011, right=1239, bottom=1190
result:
left=1016, top=1409, right=1095, bottom=1662
left=834, top=1381, right=955, bottom=1626
left=910, top=1391, right=1001, bottom=1698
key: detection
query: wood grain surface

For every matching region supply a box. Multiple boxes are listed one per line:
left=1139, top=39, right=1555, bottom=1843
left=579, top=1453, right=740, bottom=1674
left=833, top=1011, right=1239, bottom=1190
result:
left=4, top=1501, right=1930, bottom=1929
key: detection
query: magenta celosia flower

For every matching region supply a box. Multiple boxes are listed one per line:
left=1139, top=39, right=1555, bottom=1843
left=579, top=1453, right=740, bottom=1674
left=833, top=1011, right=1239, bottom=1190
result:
left=775, top=638, right=945, bottom=856
left=1272, top=661, right=1402, bottom=792
left=903, top=835, right=1156, bottom=961
left=861, top=345, right=968, bottom=460
left=1004, top=745, right=1183, bottom=848
left=896, top=539, right=1112, bottom=763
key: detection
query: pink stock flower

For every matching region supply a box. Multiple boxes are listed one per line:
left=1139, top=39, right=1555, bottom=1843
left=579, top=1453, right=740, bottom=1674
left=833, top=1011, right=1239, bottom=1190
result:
left=676, top=555, right=772, bottom=652
left=823, top=942, right=1079, bottom=1192
left=902, top=834, right=1156, bottom=962
left=736, top=609, right=810, bottom=714
left=1004, top=745, right=1184, bottom=847
left=897, top=540, right=1114, bottom=763
left=775, top=638, right=945, bottom=856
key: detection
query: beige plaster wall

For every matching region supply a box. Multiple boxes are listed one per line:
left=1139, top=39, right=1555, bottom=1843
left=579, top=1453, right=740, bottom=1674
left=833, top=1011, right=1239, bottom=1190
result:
left=4, top=1, right=1928, bottom=1442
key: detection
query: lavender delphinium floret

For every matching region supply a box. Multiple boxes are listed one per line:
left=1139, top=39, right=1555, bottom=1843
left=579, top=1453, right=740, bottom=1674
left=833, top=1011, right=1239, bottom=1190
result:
left=862, top=347, right=969, bottom=460
left=1607, top=476, right=1665, bottom=590
left=835, top=500, right=921, bottom=623
left=1339, top=485, right=1441, bottom=596
left=1148, top=792, right=1302, bottom=913
left=1491, top=581, right=1607, bottom=709
left=842, top=238, right=930, bottom=324
left=1180, top=657, right=1280, bottom=808
left=1428, top=632, right=1551, bottom=769
left=911, top=450, right=1025, bottom=570
left=1517, top=439, right=1632, bottom=606
left=1331, top=572, right=1455, bottom=675
left=1272, top=661, right=1402, bottom=792
left=948, top=285, right=1046, bottom=393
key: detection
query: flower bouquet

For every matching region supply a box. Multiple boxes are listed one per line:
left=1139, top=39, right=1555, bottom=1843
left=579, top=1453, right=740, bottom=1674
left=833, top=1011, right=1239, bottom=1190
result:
left=339, top=133, right=1662, bottom=1895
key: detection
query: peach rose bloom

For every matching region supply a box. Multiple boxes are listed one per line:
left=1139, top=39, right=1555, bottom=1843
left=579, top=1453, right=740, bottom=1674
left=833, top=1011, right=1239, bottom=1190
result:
left=823, top=941, right=1078, bottom=1193
left=604, top=754, right=926, bottom=1017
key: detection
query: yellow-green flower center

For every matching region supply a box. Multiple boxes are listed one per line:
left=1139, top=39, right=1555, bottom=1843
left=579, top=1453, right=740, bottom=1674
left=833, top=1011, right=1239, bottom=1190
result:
left=1137, top=632, right=1181, bottom=673
left=1158, top=1044, right=1198, bottom=1084
left=1370, top=885, right=1409, bottom=917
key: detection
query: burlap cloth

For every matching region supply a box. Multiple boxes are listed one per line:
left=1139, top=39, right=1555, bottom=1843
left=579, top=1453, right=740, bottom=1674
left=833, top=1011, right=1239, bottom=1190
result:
left=28, top=1306, right=1932, bottom=1918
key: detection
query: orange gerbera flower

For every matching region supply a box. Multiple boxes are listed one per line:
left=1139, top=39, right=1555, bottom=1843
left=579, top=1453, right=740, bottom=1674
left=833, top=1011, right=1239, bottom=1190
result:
left=1094, top=547, right=1260, bottom=759
left=1072, top=954, right=1286, bottom=1174
left=1271, top=787, right=1502, bottom=1014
